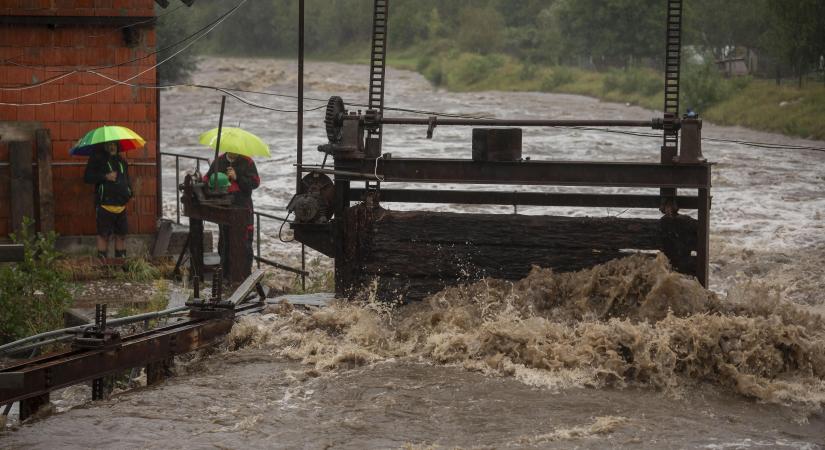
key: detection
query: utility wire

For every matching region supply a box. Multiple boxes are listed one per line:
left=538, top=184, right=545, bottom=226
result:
left=0, top=0, right=249, bottom=106
left=0, top=0, right=241, bottom=90
left=91, top=71, right=327, bottom=113
left=568, top=126, right=825, bottom=153
left=89, top=3, right=186, bottom=36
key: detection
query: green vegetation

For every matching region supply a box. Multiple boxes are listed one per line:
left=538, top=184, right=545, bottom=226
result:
left=288, top=258, right=334, bottom=294
left=157, top=0, right=825, bottom=138
left=704, top=81, right=825, bottom=139
left=0, top=219, right=73, bottom=343
left=117, top=257, right=161, bottom=283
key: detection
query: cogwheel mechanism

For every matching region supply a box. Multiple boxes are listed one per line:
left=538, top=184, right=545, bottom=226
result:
left=325, top=96, right=346, bottom=144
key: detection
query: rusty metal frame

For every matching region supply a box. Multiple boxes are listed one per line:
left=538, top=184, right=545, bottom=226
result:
left=334, top=159, right=710, bottom=188
left=287, top=0, right=711, bottom=293
left=0, top=302, right=262, bottom=408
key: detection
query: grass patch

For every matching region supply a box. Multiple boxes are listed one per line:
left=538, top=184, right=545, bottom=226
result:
left=704, top=80, right=825, bottom=140
left=315, top=40, right=825, bottom=139
left=383, top=49, right=824, bottom=140
left=287, top=258, right=334, bottom=295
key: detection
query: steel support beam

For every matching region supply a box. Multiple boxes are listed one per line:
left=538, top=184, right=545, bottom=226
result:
left=380, top=117, right=663, bottom=128
left=335, top=159, right=711, bottom=189
left=349, top=188, right=701, bottom=210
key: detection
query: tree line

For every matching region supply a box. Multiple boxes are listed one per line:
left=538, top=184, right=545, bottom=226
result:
left=159, top=0, right=825, bottom=85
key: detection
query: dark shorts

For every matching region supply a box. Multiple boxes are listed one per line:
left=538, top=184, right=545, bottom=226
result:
left=96, top=206, right=128, bottom=237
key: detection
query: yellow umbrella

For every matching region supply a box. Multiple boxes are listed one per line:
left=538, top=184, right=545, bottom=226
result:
left=198, top=127, right=270, bottom=158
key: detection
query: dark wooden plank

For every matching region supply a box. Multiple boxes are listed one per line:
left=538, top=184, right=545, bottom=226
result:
left=9, top=141, right=34, bottom=234
left=226, top=269, right=266, bottom=305
left=0, top=244, right=24, bottom=262
left=152, top=220, right=174, bottom=258
left=340, top=205, right=698, bottom=300
left=36, top=129, right=54, bottom=233
left=349, top=188, right=702, bottom=210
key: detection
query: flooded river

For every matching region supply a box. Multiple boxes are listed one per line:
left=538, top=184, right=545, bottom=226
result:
left=3, top=58, right=825, bottom=449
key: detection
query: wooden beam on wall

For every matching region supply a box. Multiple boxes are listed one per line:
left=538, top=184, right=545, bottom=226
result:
left=9, top=141, right=34, bottom=234
left=36, top=129, right=54, bottom=233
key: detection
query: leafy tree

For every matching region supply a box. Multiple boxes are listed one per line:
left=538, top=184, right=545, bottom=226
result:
left=456, top=6, right=505, bottom=54
left=765, top=0, right=825, bottom=86
left=555, top=0, right=664, bottom=69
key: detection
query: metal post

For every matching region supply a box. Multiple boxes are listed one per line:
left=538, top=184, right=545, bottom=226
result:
left=256, top=213, right=261, bottom=269
left=175, top=156, right=180, bottom=224
left=213, top=96, right=227, bottom=172
left=697, top=188, right=710, bottom=287
left=297, top=0, right=304, bottom=194
left=301, top=244, right=306, bottom=290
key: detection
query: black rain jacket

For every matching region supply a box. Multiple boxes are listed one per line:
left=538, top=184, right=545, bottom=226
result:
left=83, top=148, right=132, bottom=207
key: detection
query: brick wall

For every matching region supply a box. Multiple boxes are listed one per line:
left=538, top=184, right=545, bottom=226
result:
left=0, top=0, right=159, bottom=237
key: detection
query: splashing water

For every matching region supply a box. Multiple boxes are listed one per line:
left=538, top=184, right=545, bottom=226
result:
left=231, top=254, right=825, bottom=416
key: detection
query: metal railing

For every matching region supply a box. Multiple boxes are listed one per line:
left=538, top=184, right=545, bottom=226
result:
left=255, top=211, right=307, bottom=290
left=159, top=151, right=307, bottom=288
left=159, top=151, right=210, bottom=225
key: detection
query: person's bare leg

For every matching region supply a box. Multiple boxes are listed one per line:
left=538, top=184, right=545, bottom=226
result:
left=115, top=235, right=126, bottom=258
left=97, top=235, right=109, bottom=259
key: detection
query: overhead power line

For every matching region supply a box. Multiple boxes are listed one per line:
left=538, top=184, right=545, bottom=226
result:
left=0, top=0, right=242, bottom=91
left=0, top=0, right=249, bottom=106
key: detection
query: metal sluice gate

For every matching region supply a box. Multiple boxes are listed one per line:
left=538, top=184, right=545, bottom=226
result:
left=288, top=0, right=711, bottom=300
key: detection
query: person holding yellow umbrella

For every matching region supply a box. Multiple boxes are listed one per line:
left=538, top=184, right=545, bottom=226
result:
left=72, top=125, right=144, bottom=260
left=200, top=127, right=268, bottom=282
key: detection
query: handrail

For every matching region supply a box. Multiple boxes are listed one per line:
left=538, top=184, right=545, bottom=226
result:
left=159, top=151, right=307, bottom=287
left=0, top=306, right=189, bottom=356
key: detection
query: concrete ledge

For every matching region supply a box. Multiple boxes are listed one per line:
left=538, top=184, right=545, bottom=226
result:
left=0, top=228, right=213, bottom=258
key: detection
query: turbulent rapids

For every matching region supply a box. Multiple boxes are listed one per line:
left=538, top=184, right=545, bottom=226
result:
left=232, top=254, right=825, bottom=414
left=5, top=58, right=825, bottom=448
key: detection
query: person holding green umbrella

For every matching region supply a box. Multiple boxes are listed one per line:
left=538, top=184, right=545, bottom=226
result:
left=73, top=125, right=143, bottom=260
left=200, top=127, right=267, bottom=281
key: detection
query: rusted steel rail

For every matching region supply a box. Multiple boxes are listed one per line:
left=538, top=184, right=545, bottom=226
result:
left=0, top=301, right=264, bottom=412
left=379, top=117, right=665, bottom=129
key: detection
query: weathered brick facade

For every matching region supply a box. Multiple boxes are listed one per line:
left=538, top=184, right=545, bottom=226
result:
left=0, top=1, right=159, bottom=237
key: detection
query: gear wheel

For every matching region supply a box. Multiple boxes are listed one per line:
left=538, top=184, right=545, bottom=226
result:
left=325, top=96, right=345, bottom=144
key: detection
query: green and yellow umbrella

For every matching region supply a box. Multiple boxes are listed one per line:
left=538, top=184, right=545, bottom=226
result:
left=198, top=127, right=270, bottom=158
left=69, top=125, right=145, bottom=156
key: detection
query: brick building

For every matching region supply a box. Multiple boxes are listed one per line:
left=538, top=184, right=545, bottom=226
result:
left=0, top=1, right=161, bottom=239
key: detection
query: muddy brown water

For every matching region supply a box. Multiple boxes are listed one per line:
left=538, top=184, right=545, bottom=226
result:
left=3, top=58, right=825, bottom=449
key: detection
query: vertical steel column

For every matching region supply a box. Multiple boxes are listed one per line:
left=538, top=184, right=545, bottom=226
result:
left=256, top=213, right=261, bottom=269
left=175, top=156, right=180, bottom=224
left=298, top=0, right=307, bottom=291
left=301, top=244, right=306, bottom=290
left=697, top=188, right=710, bottom=287
left=660, top=0, right=683, bottom=214
left=333, top=180, right=351, bottom=297
left=297, top=0, right=304, bottom=194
